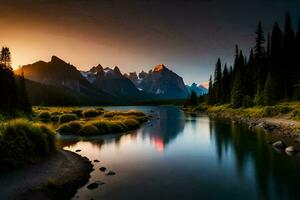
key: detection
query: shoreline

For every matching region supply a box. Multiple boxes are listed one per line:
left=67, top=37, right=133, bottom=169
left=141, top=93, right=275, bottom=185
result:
left=2, top=150, right=93, bottom=200
left=183, top=104, right=300, bottom=139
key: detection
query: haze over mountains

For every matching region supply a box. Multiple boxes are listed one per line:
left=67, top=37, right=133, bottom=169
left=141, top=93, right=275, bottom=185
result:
left=16, top=56, right=207, bottom=105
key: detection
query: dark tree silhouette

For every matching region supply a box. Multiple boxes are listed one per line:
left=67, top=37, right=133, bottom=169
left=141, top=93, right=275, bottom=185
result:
left=207, top=13, right=300, bottom=107
left=264, top=73, right=275, bottom=106
left=0, top=47, right=31, bottom=115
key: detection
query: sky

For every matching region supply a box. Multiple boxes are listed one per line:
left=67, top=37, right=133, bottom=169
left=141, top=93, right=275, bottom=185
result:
left=0, top=0, right=299, bottom=86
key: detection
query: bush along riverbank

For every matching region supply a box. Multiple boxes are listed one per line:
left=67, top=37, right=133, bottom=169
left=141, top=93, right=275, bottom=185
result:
left=54, top=109, right=149, bottom=136
left=184, top=102, right=300, bottom=152
left=0, top=118, right=93, bottom=199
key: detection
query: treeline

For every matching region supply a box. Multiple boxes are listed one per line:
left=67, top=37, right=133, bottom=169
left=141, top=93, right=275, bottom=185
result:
left=208, top=13, right=300, bottom=108
left=0, top=47, right=31, bottom=115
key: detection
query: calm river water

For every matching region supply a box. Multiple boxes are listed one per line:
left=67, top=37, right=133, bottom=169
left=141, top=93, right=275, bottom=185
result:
left=58, top=106, right=300, bottom=200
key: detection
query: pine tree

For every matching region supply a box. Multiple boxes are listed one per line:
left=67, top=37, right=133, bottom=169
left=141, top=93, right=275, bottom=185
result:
left=264, top=73, right=275, bottom=105
left=222, top=64, right=230, bottom=103
left=213, top=58, right=222, bottom=103
left=283, top=12, right=296, bottom=99
left=0, top=47, right=12, bottom=69
left=231, top=69, right=243, bottom=108
left=254, top=22, right=265, bottom=60
left=208, top=76, right=214, bottom=105
left=18, top=67, right=32, bottom=113
left=189, top=90, right=198, bottom=106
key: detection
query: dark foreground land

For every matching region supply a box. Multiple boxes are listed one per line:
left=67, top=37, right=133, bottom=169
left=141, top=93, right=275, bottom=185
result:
left=1, top=150, right=93, bottom=200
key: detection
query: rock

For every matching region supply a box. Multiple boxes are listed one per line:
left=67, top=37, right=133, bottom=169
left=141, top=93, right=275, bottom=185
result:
left=94, top=160, right=100, bottom=163
left=106, top=171, right=116, bottom=176
left=285, top=146, right=297, bottom=153
left=75, top=149, right=81, bottom=152
left=272, top=141, right=286, bottom=150
left=99, top=167, right=106, bottom=171
left=95, top=181, right=105, bottom=185
left=87, top=183, right=99, bottom=190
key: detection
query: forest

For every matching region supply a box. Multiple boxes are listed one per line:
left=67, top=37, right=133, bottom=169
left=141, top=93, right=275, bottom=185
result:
left=0, top=47, right=31, bottom=116
left=207, top=13, right=300, bottom=108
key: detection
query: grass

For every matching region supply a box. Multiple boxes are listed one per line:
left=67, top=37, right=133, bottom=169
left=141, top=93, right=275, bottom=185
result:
left=187, top=101, right=300, bottom=121
left=82, top=109, right=102, bottom=118
left=57, top=110, right=149, bottom=136
left=57, top=121, right=83, bottom=135
left=59, top=114, right=78, bottom=124
left=0, top=119, right=56, bottom=169
left=38, top=111, right=51, bottom=122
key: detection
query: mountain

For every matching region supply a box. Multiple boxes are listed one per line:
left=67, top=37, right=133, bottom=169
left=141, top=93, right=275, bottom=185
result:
left=15, top=56, right=119, bottom=105
left=80, top=65, right=148, bottom=101
left=24, top=79, right=101, bottom=106
left=186, top=83, right=208, bottom=96
left=125, top=64, right=188, bottom=99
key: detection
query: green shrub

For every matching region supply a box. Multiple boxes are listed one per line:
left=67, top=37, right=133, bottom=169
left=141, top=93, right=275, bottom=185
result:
left=262, top=106, right=278, bottom=117
left=275, top=105, right=293, bottom=114
left=59, top=114, right=77, bottom=124
left=290, top=108, right=300, bottom=120
left=242, top=96, right=253, bottom=108
left=82, top=109, right=101, bottom=118
left=50, top=115, right=60, bottom=122
left=57, top=121, right=82, bottom=135
left=0, top=119, right=56, bottom=168
left=38, top=112, right=51, bottom=122
left=71, top=109, right=83, bottom=117
left=102, top=110, right=146, bottom=118
left=78, top=124, right=99, bottom=136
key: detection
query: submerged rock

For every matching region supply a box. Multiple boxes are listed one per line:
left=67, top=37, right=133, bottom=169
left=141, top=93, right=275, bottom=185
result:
left=285, top=146, right=297, bottom=155
left=95, top=181, right=105, bottom=185
left=272, top=141, right=286, bottom=150
left=99, top=167, right=106, bottom=171
left=87, top=183, right=99, bottom=190
left=106, top=171, right=116, bottom=176
left=94, top=160, right=100, bottom=163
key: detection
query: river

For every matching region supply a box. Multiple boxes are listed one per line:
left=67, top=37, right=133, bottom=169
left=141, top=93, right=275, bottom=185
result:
left=58, top=106, right=300, bottom=200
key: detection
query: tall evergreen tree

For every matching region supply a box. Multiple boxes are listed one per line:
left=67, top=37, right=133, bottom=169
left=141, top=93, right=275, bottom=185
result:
left=213, top=58, right=222, bottom=103
left=18, top=67, right=32, bottom=113
left=0, top=47, right=12, bottom=68
left=208, top=76, right=214, bottom=105
left=254, top=22, right=265, bottom=60
left=264, top=73, right=275, bottom=106
left=222, top=64, right=230, bottom=103
left=189, top=90, right=198, bottom=106
left=283, top=12, right=296, bottom=99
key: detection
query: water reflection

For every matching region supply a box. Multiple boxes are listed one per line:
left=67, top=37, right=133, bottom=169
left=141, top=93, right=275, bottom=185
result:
left=210, top=119, right=300, bottom=200
left=57, top=106, right=300, bottom=200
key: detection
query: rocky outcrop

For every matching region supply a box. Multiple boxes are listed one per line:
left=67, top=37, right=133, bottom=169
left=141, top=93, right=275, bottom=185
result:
left=127, top=64, right=188, bottom=99
left=186, top=83, right=208, bottom=96
left=81, top=65, right=148, bottom=102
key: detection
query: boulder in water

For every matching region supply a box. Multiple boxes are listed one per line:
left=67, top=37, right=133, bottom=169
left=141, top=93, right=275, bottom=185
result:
left=106, top=171, right=116, bottom=176
left=87, top=183, right=99, bottom=190
left=99, top=167, right=106, bottom=171
left=272, top=141, right=286, bottom=150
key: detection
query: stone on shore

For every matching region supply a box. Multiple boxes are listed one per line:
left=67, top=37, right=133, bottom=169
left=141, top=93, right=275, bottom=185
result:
left=99, top=167, right=106, bottom=171
left=285, top=146, right=297, bottom=155
left=272, top=140, right=286, bottom=150
left=87, top=183, right=99, bottom=190
left=106, top=171, right=116, bottom=176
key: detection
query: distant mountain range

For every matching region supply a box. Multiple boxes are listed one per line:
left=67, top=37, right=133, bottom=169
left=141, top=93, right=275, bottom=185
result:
left=15, top=56, right=207, bottom=105
left=186, top=83, right=208, bottom=96
left=124, top=64, right=188, bottom=99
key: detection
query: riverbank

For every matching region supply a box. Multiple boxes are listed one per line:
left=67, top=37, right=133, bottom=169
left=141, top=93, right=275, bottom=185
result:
left=1, top=150, right=93, bottom=200
left=183, top=102, right=300, bottom=137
